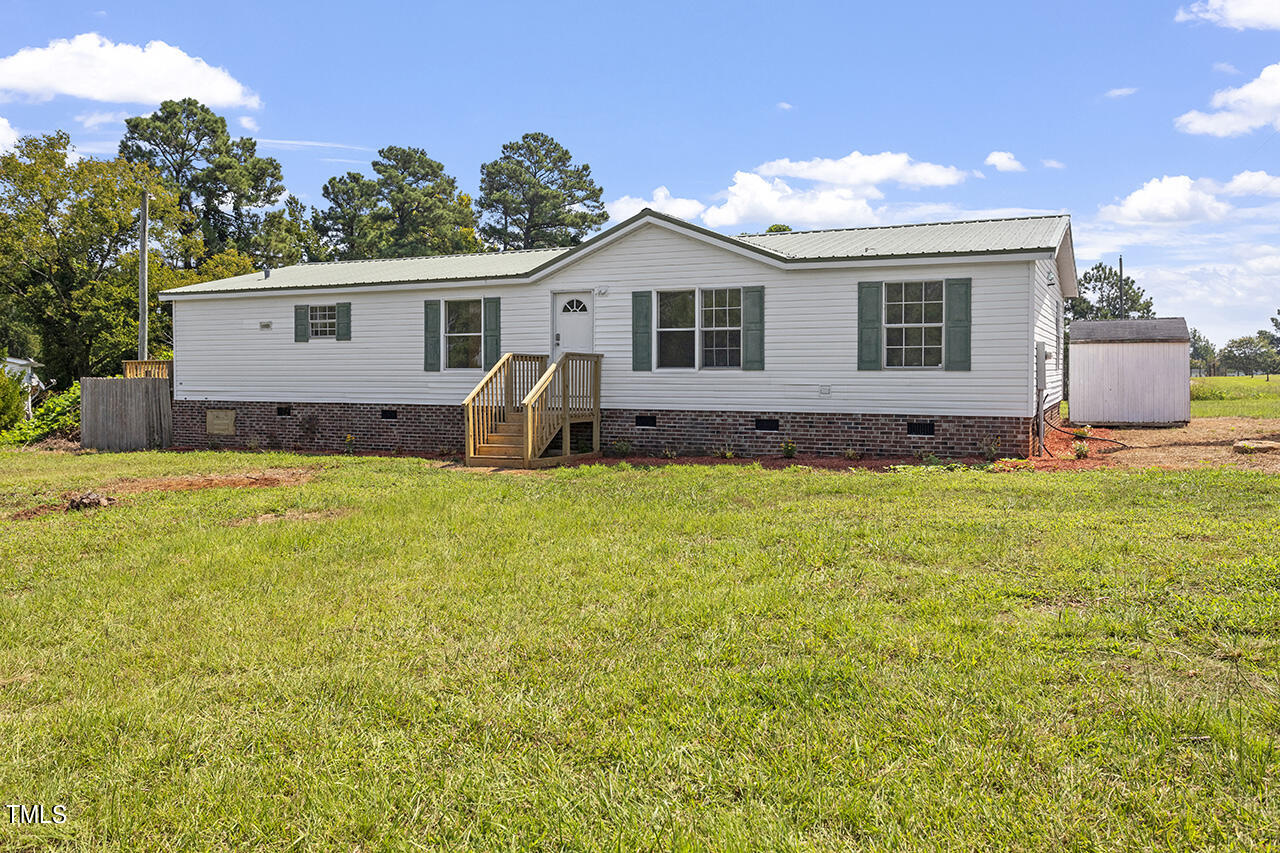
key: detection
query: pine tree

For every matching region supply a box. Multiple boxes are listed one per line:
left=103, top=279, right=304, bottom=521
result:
left=478, top=133, right=607, bottom=250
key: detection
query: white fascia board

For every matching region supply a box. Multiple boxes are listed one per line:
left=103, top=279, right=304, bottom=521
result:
left=1054, top=226, right=1079, bottom=298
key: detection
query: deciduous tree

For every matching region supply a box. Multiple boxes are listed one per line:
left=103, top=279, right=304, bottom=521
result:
left=1219, top=334, right=1278, bottom=378
left=0, top=133, right=187, bottom=387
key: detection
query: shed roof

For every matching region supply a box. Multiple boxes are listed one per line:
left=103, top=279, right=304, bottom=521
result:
left=1070, top=318, right=1190, bottom=344
left=160, top=208, right=1076, bottom=298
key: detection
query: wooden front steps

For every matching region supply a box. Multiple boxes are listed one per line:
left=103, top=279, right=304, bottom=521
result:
left=463, top=352, right=603, bottom=468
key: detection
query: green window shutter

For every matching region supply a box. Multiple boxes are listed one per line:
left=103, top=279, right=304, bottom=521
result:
left=742, top=286, right=765, bottom=370
left=482, top=297, right=501, bottom=369
left=857, top=282, right=882, bottom=370
left=944, top=278, right=972, bottom=371
left=336, top=302, right=351, bottom=341
left=294, top=305, right=310, bottom=343
left=423, top=300, right=441, bottom=372
left=631, top=291, right=652, bottom=371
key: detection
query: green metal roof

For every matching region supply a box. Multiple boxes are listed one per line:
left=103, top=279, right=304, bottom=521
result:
left=735, top=215, right=1071, bottom=259
left=159, top=209, right=1073, bottom=298
left=160, top=245, right=573, bottom=296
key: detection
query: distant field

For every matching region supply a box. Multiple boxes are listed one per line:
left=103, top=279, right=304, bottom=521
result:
left=1063, top=375, right=1280, bottom=421
left=1191, top=375, right=1280, bottom=418
left=2, top=450, right=1278, bottom=849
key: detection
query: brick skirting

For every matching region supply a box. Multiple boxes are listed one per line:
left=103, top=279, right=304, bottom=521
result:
left=603, top=408, right=1035, bottom=458
left=174, top=399, right=1042, bottom=459
left=173, top=399, right=463, bottom=454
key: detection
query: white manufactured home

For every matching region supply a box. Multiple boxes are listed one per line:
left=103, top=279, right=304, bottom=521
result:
left=159, top=209, right=1078, bottom=463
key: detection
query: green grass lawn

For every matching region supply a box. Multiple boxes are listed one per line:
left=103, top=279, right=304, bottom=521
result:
left=2, top=451, right=1278, bottom=849
left=1192, top=375, right=1280, bottom=418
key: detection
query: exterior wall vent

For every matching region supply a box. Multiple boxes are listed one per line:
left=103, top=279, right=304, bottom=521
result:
left=276, top=405, right=291, bottom=417
left=907, top=421, right=935, bottom=436
left=635, top=414, right=657, bottom=428
left=754, top=418, right=780, bottom=431
left=380, top=409, right=398, bottom=420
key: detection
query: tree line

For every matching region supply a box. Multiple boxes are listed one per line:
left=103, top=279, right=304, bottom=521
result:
left=0, top=98, right=609, bottom=388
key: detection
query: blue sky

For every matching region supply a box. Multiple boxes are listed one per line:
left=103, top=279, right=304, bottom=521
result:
left=1, top=0, right=1278, bottom=343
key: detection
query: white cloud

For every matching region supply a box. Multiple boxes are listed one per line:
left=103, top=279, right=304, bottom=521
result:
left=1214, top=169, right=1280, bottom=196
left=1213, top=61, right=1241, bottom=74
left=606, top=186, right=707, bottom=222
left=1100, top=175, right=1232, bottom=224
left=1176, top=62, right=1280, bottom=136
left=238, top=115, right=259, bottom=132
left=0, top=33, right=260, bottom=108
left=701, top=172, right=879, bottom=229
left=756, top=150, right=968, bottom=190
left=776, top=101, right=793, bottom=111
left=74, top=109, right=127, bottom=130
left=984, top=151, right=1025, bottom=172
left=0, top=115, right=17, bottom=151
left=1105, top=87, right=1138, bottom=98
left=1176, top=0, right=1280, bottom=29
left=317, top=157, right=367, bottom=165
left=1042, top=159, right=1066, bottom=169
left=258, top=138, right=370, bottom=151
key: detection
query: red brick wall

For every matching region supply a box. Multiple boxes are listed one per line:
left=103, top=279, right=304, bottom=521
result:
left=173, top=400, right=464, bottom=454
left=601, top=408, right=1034, bottom=458
left=174, top=399, right=1037, bottom=459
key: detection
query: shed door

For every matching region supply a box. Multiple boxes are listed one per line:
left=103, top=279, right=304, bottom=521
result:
left=553, top=292, right=593, bottom=359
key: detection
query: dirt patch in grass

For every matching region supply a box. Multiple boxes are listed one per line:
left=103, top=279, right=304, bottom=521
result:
left=108, top=467, right=315, bottom=494
left=227, top=507, right=354, bottom=526
left=6, top=468, right=316, bottom=520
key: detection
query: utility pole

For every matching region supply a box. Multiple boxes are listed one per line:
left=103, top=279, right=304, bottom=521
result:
left=1116, top=254, right=1124, bottom=320
left=138, top=189, right=149, bottom=360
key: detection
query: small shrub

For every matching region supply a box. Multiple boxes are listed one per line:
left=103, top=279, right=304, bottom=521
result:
left=344, top=434, right=356, bottom=454
left=714, top=445, right=735, bottom=459
left=0, top=382, right=80, bottom=446
left=1190, top=379, right=1229, bottom=401
left=604, top=439, right=632, bottom=458
left=842, top=448, right=862, bottom=461
left=1072, top=425, right=1093, bottom=438
left=983, top=437, right=1003, bottom=461
left=661, top=446, right=679, bottom=459
left=919, top=452, right=944, bottom=466
left=0, top=368, right=24, bottom=432
left=1073, top=441, right=1089, bottom=459
left=781, top=438, right=797, bottom=458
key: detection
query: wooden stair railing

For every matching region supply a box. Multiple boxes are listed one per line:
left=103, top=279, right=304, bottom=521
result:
left=519, top=352, right=603, bottom=466
left=462, top=353, right=548, bottom=465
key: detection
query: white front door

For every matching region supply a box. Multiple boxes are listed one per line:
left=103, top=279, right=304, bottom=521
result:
left=553, top=292, right=593, bottom=359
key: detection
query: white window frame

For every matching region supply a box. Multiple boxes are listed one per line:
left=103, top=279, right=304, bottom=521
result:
left=309, top=304, right=338, bottom=339
left=444, top=298, right=484, bottom=371
left=883, top=280, right=944, bottom=370
left=653, top=286, right=744, bottom=371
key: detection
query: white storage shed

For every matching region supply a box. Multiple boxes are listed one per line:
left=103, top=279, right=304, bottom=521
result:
left=1068, top=318, right=1190, bottom=426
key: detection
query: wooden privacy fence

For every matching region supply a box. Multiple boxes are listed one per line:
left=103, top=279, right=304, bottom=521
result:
left=81, top=377, right=173, bottom=451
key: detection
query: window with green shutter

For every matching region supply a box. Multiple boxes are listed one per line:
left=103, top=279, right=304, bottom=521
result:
left=943, top=278, right=972, bottom=371
left=857, top=282, right=882, bottom=370
left=336, top=302, right=351, bottom=341
left=423, top=300, right=441, bottom=372
left=483, top=297, right=501, bottom=369
left=632, top=291, right=652, bottom=371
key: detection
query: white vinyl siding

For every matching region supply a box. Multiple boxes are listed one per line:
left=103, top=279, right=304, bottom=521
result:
left=1032, top=259, right=1064, bottom=412
left=172, top=223, right=1045, bottom=417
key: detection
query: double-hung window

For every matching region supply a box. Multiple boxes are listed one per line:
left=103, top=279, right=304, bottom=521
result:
left=884, top=281, right=943, bottom=367
left=309, top=305, right=338, bottom=338
left=445, top=299, right=482, bottom=369
left=701, top=288, right=742, bottom=367
left=656, top=288, right=743, bottom=369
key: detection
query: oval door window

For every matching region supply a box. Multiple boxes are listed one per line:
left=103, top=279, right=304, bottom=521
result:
left=561, top=298, right=588, bottom=313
